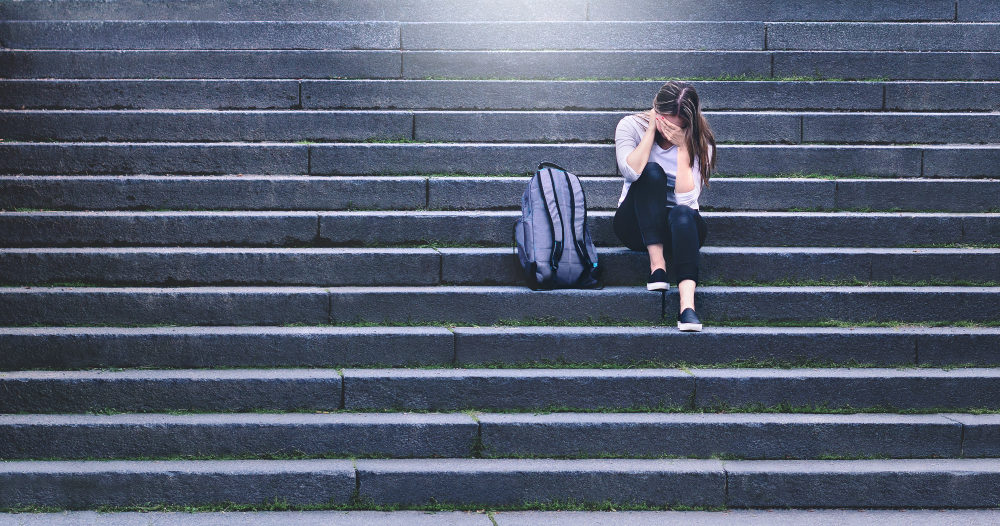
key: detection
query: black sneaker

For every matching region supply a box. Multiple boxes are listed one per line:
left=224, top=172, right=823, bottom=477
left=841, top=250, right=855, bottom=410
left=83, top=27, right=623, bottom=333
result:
left=677, top=308, right=702, bottom=332
left=646, top=268, right=669, bottom=291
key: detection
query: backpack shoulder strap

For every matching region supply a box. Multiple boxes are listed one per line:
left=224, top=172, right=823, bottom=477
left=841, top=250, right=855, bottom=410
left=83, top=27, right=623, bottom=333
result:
left=536, top=165, right=564, bottom=274
left=563, top=171, right=595, bottom=269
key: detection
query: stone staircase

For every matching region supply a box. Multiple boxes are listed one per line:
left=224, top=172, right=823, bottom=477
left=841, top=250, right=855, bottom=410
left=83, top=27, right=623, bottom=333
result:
left=2, top=0, right=1000, bottom=514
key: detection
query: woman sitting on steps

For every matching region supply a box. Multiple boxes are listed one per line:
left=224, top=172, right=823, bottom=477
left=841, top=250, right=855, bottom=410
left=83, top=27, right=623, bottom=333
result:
left=613, top=81, right=717, bottom=332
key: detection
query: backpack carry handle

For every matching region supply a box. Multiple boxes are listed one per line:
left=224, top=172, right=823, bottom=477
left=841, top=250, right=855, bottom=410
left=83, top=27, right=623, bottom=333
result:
left=537, top=161, right=567, bottom=172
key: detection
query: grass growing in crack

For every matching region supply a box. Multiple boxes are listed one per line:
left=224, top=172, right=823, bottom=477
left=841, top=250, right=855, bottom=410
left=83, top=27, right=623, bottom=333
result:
left=0, top=499, right=729, bottom=514
left=44, top=403, right=1000, bottom=418
left=417, top=74, right=888, bottom=83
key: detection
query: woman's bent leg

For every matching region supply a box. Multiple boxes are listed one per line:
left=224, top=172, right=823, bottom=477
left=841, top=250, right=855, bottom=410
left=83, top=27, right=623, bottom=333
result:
left=613, top=163, right=673, bottom=270
left=667, top=204, right=705, bottom=312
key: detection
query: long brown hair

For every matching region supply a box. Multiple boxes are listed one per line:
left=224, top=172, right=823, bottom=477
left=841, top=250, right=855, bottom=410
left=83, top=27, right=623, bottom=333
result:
left=633, top=81, right=717, bottom=187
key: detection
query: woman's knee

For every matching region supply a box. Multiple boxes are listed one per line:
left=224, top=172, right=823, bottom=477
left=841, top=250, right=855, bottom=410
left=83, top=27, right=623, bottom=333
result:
left=669, top=204, right=697, bottom=226
left=637, top=162, right=668, bottom=186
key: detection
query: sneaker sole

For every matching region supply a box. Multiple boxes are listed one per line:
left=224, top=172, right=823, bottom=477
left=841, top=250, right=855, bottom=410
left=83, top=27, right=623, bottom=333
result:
left=677, top=322, right=703, bottom=332
left=647, top=282, right=669, bottom=291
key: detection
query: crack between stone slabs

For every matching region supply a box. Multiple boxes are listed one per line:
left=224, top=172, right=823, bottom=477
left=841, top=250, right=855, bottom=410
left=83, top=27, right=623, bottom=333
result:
left=307, top=146, right=312, bottom=175
left=297, top=80, right=303, bottom=109
left=799, top=114, right=804, bottom=143
left=914, top=335, right=920, bottom=364
left=424, top=176, right=430, bottom=208
left=882, top=84, right=887, bottom=110
left=721, top=460, right=730, bottom=508
left=338, top=368, right=346, bottom=410
left=352, top=458, right=360, bottom=500
left=326, top=288, right=333, bottom=325
left=954, top=1, right=959, bottom=22
left=919, top=149, right=924, bottom=178
left=763, top=24, right=768, bottom=51
left=940, top=414, right=966, bottom=457
left=448, top=325, right=458, bottom=365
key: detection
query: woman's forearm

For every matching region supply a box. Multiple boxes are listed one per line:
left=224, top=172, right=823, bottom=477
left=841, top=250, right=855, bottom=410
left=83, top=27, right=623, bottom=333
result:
left=625, top=123, right=657, bottom=175
left=675, top=145, right=695, bottom=193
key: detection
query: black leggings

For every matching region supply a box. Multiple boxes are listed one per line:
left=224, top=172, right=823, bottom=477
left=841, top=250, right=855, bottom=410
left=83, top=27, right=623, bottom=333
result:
left=613, top=162, right=708, bottom=283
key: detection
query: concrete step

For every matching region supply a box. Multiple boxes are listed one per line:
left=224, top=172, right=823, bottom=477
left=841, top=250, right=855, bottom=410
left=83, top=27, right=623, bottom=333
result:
left=3, top=457, right=1000, bottom=508
left=307, top=79, right=1000, bottom=112
left=0, top=286, right=997, bottom=326
left=5, top=176, right=1000, bottom=213
left=5, top=457, right=1000, bottom=509
left=1, top=21, right=764, bottom=52
left=0, top=50, right=403, bottom=80
left=8, top=80, right=999, bottom=112
left=0, top=412, right=478, bottom=459
left=2, top=211, right=995, bottom=248
left=4, top=367, right=1000, bottom=413
left=4, top=110, right=999, bottom=144
left=3, top=510, right=1000, bottom=526
left=5, top=50, right=1000, bottom=80
left=339, top=368, right=1000, bottom=411
left=2, top=326, right=997, bottom=370
left=1, top=412, right=993, bottom=460
left=0, top=0, right=971, bottom=22
left=0, top=21, right=401, bottom=50
left=0, top=369, right=344, bottom=412
left=5, top=21, right=980, bottom=53
left=3, top=247, right=998, bottom=286
left=3, top=142, right=996, bottom=177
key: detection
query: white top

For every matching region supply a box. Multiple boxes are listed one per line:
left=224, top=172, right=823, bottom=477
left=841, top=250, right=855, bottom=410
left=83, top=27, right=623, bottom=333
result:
left=614, top=114, right=712, bottom=209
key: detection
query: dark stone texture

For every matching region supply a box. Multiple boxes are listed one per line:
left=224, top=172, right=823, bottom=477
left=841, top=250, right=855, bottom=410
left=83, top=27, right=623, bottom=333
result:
left=715, top=145, right=921, bottom=177
left=0, top=459, right=355, bottom=507
left=452, top=326, right=919, bottom=366
left=342, top=368, right=694, bottom=410
left=923, top=148, right=1000, bottom=178
left=958, top=0, right=1000, bottom=22
left=833, top=179, right=1000, bottom=212
left=726, top=459, right=1000, bottom=507
left=917, top=330, right=1000, bottom=366
left=0, top=287, right=330, bottom=326
left=587, top=0, right=956, bottom=21
left=0, top=413, right=476, bottom=459
left=0, top=110, right=413, bottom=142
left=0, top=175, right=427, bottom=211
left=0, top=50, right=401, bottom=79
left=357, top=458, right=725, bottom=506
left=402, top=22, right=764, bottom=50
left=402, top=51, right=771, bottom=79
left=884, top=81, right=1000, bottom=111
left=0, top=212, right=319, bottom=247
left=773, top=51, right=1000, bottom=80
left=0, top=79, right=301, bottom=110
left=0, top=0, right=588, bottom=22
left=803, top=113, right=1000, bottom=144
left=942, top=414, right=1000, bottom=457
left=327, top=285, right=1000, bottom=325
left=0, top=143, right=309, bottom=175
left=0, top=369, right=343, bottom=412
left=0, top=248, right=442, bottom=286
left=414, top=111, right=800, bottom=143
left=0, top=21, right=400, bottom=50
left=767, top=23, right=1000, bottom=52
left=302, top=80, right=884, bottom=111
left=0, top=326, right=455, bottom=370
left=309, top=143, right=612, bottom=176
left=693, top=368, right=1000, bottom=409
left=478, top=413, right=961, bottom=459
